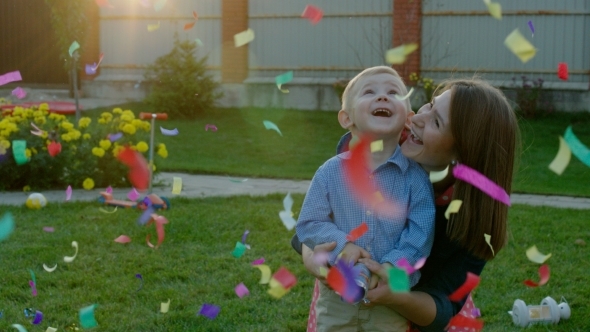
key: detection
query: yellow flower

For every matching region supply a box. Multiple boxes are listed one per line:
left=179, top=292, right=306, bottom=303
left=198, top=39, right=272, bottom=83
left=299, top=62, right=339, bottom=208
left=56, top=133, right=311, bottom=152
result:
left=98, top=118, right=106, bottom=124
left=122, top=123, right=136, bottom=135
left=142, top=121, right=151, bottom=131
left=83, top=178, right=95, bottom=190
left=83, top=133, right=91, bottom=140
left=131, top=119, right=143, bottom=129
left=23, top=185, right=31, bottom=192
left=0, top=140, right=10, bottom=149
left=136, top=141, right=149, bottom=153
left=157, top=147, right=168, bottom=158
left=25, top=149, right=32, bottom=158
left=112, top=145, right=124, bottom=158
left=78, top=117, right=92, bottom=129
left=112, top=107, right=123, bottom=114
left=69, top=129, right=81, bottom=140
left=33, top=116, right=46, bottom=125
left=120, top=114, right=133, bottom=122
left=122, top=110, right=135, bottom=118
left=31, top=147, right=37, bottom=155
left=61, top=133, right=72, bottom=142
left=99, top=139, right=112, bottom=150
left=39, top=103, right=50, bottom=111
left=61, top=121, right=74, bottom=130
left=152, top=164, right=157, bottom=171
left=92, top=147, right=106, bottom=157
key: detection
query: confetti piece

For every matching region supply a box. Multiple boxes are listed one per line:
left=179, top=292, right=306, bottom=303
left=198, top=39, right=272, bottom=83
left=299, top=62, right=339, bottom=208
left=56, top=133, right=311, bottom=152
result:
left=66, top=185, right=72, bottom=201
left=447, top=314, right=484, bottom=330
left=108, top=132, right=123, bottom=142
left=251, top=257, right=265, bottom=265
left=64, top=241, right=79, bottom=263
left=30, top=122, right=45, bottom=136
left=99, top=206, right=118, bottom=214
left=526, top=245, right=552, bottom=264
left=160, top=126, right=178, bottom=136
left=326, top=266, right=347, bottom=294
left=370, top=140, right=383, bottom=153
left=48, top=141, right=62, bottom=157
left=0, top=212, right=15, bottom=242
left=388, top=267, right=410, bottom=292
left=117, top=147, right=150, bottom=191
left=12, top=87, right=26, bottom=99
left=198, top=304, right=220, bottom=319
left=114, top=235, right=131, bottom=243
left=128, top=188, right=140, bottom=201
left=394, top=87, right=414, bottom=101
left=29, top=269, right=36, bottom=286
left=106, top=186, right=113, bottom=194
left=483, top=0, right=502, bottom=20
left=29, top=280, right=37, bottom=297
left=0, top=70, right=22, bottom=86
left=524, top=264, right=550, bottom=287
left=275, top=71, right=293, bottom=93
left=548, top=136, right=571, bottom=175
left=95, top=0, right=113, bottom=8
left=385, top=43, right=418, bottom=64
left=396, top=257, right=426, bottom=275
left=138, top=206, right=155, bottom=225
left=429, top=165, right=449, bottom=183
left=135, top=273, right=143, bottom=292
left=346, top=222, right=368, bottom=241
left=43, top=227, right=54, bottom=232
left=241, top=230, right=250, bottom=245
left=449, top=272, right=480, bottom=302
left=232, top=241, right=247, bottom=258
left=79, top=304, right=98, bottom=329
left=194, top=38, right=204, bottom=47
left=278, top=192, right=296, bottom=230
left=253, top=264, right=271, bottom=284
left=172, top=177, right=182, bottom=195
left=301, top=4, right=323, bottom=25
left=147, top=21, right=161, bottom=31
left=43, top=264, right=57, bottom=272
left=11, top=324, right=28, bottom=332
left=205, top=124, right=217, bottom=131
left=263, top=120, right=282, bottom=136
left=160, top=299, right=170, bottom=313
left=504, top=28, right=536, bottom=63
left=32, top=310, right=43, bottom=324
left=472, top=308, right=481, bottom=317
left=85, top=63, right=98, bottom=75
left=235, top=283, right=249, bottom=298
left=153, top=0, right=166, bottom=12
left=271, top=267, right=297, bottom=289
left=146, top=214, right=167, bottom=249
left=564, top=126, right=590, bottom=167
left=229, top=178, right=248, bottom=183
left=558, top=62, right=568, bottom=80
left=13, top=140, right=29, bottom=165
left=46, top=327, right=57, bottom=332
left=444, top=200, right=462, bottom=219
left=268, top=283, right=289, bottom=299
left=528, top=20, right=535, bottom=36
left=234, top=28, right=255, bottom=47
left=69, top=41, right=80, bottom=57
left=193, top=10, right=198, bottom=19
left=484, top=233, right=495, bottom=256
left=184, top=22, right=196, bottom=30
left=453, top=164, right=510, bottom=206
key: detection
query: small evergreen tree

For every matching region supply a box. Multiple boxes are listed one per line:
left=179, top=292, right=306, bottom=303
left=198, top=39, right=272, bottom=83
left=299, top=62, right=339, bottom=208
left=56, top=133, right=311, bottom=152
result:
left=144, top=36, right=222, bottom=118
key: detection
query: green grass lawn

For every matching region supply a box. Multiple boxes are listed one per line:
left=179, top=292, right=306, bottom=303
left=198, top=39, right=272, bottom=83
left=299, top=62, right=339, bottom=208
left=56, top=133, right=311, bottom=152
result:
left=0, top=198, right=588, bottom=331
left=85, top=103, right=590, bottom=197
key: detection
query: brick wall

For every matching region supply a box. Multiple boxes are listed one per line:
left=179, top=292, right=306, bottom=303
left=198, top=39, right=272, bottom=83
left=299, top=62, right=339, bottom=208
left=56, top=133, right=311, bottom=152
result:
left=392, top=0, right=422, bottom=83
left=221, top=0, right=249, bottom=83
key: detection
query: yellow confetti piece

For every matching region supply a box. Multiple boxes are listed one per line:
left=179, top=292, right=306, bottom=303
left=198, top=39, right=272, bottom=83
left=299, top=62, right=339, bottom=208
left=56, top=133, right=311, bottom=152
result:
left=253, top=264, right=271, bottom=284
left=172, top=176, right=182, bottom=195
left=504, top=29, right=537, bottom=63
left=526, top=245, right=552, bottom=264
left=160, top=299, right=170, bottom=313
left=63, top=241, right=79, bottom=263
left=429, top=165, right=449, bottom=183
left=99, top=206, right=118, bottom=214
left=267, top=283, right=289, bottom=299
left=483, top=0, right=502, bottom=20
left=234, top=28, right=255, bottom=47
left=46, top=327, right=57, bottom=332
left=370, top=140, right=383, bottom=153
left=484, top=233, right=495, bottom=256
left=318, top=266, right=328, bottom=277
left=548, top=136, right=572, bottom=175
left=394, top=87, right=414, bottom=101
left=147, top=21, right=161, bottom=32
left=444, top=200, right=462, bottom=219
left=385, top=43, right=418, bottom=64
left=43, top=263, right=57, bottom=272
left=373, top=191, right=384, bottom=204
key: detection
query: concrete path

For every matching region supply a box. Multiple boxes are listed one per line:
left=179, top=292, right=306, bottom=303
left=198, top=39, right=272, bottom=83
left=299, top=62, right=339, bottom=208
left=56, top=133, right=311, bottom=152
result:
left=1, top=172, right=590, bottom=209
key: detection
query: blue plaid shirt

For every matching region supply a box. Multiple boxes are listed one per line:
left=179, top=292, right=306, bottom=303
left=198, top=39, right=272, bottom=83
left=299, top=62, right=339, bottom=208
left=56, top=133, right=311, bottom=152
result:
left=296, top=146, right=435, bottom=286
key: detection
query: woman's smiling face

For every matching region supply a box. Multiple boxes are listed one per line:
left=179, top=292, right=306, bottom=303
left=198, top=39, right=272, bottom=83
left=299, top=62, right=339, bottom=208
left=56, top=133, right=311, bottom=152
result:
left=401, top=89, right=457, bottom=172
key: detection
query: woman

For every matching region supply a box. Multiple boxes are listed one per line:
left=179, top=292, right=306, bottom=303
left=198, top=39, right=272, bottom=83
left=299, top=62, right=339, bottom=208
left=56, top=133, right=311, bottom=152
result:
left=294, top=78, right=520, bottom=331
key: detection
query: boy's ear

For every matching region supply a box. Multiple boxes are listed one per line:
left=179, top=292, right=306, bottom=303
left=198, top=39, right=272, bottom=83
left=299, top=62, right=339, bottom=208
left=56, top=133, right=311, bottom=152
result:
left=404, top=111, right=415, bottom=131
left=338, top=109, right=353, bottom=130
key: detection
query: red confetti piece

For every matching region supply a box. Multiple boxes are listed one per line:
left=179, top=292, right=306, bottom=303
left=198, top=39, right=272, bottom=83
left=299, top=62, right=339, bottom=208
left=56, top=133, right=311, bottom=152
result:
left=326, top=266, right=346, bottom=295
left=301, top=4, right=323, bottom=25
left=447, top=314, right=484, bottom=330
left=117, top=147, right=150, bottom=191
left=193, top=10, right=198, bottom=20
left=449, top=272, right=480, bottom=302
left=48, top=141, right=62, bottom=157
left=184, top=22, right=196, bottom=30
left=346, top=222, right=368, bottom=241
left=557, top=62, right=568, bottom=81
left=272, top=267, right=297, bottom=289
left=114, top=235, right=131, bottom=243
left=524, top=264, right=550, bottom=287
left=146, top=214, right=168, bottom=249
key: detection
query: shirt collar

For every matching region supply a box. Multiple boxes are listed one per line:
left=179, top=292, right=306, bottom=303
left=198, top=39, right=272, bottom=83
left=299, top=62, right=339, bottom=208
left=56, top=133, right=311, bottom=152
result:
left=337, top=145, right=410, bottom=173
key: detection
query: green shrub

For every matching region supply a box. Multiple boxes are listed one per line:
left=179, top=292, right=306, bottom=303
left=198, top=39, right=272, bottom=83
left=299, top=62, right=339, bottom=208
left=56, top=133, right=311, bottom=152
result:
left=144, top=36, right=222, bottom=119
left=0, top=105, right=168, bottom=191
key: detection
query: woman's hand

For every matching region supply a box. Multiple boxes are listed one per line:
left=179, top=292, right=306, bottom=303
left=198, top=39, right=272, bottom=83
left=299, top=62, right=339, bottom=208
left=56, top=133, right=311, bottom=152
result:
left=360, top=258, right=399, bottom=305
left=302, top=242, right=337, bottom=283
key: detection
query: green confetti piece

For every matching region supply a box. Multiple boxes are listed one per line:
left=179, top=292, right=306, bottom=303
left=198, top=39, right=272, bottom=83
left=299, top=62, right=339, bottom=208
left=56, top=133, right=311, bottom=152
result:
left=79, top=304, right=98, bottom=329
left=11, top=324, right=28, bottom=332
left=12, top=140, right=29, bottom=165
left=69, top=41, right=80, bottom=57
left=0, top=212, right=15, bottom=242
left=275, top=71, right=293, bottom=86
left=29, top=269, right=36, bottom=286
left=262, top=120, right=282, bottom=136
left=388, top=267, right=409, bottom=292
left=232, top=241, right=247, bottom=258
left=564, top=125, right=590, bottom=167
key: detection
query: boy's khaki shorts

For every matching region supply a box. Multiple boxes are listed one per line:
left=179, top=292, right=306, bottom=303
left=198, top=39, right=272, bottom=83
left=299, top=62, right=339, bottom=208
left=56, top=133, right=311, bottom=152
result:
left=313, top=282, right=409, bottom=332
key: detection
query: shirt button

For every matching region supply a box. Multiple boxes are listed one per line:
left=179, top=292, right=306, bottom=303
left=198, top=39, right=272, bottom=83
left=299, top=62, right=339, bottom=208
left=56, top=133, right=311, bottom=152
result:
left=366, top=210, right=372, bottom=216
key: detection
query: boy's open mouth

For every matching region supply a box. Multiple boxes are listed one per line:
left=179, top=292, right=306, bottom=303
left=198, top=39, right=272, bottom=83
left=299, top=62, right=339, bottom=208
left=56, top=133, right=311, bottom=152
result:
left=371, top=108, right=392, bottom=117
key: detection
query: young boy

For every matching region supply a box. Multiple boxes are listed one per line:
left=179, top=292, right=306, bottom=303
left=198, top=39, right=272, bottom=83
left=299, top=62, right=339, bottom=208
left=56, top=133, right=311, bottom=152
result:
left=296, top=66, right=435, bottom=331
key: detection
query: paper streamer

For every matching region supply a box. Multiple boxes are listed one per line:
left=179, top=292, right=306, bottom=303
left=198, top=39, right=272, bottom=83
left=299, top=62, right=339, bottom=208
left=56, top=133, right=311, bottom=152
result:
left=524, top=264, right=550, bottom=287
left=0, top=70, right=22, bottom=86
left=147, top=21, right=161, bottom=31
left=557, top=62, right=568, bottom=80
left=172, top=177, right=182, bottom=194
left=394, top=87, right=414, bottom=101
left=13, top=140, right=29, bottom=165
left=396, top=257, right=426, bottom=275
left=232, top=241, right=247, bottom=258
left=241, top=230, right=250, bottom=245
left=278, top=192, right=296, bottom=230
left=234, top=28, right=255, bottom=47
left=30, top=122, right=45, bottom=136
left=69, top=41, right=80, bottom=57
left=548, top=136, right=571, bottom=175
left=117, top=147, right=150, bottom=191
left=253, top=264, right=271, bottom=284
left=114, top=235, right=131, bottom=243
left=63, top=241, right=79, bottom=263
left=275, top=71, right=293, bottom=93
left=388, top=267, right=410, bottom=292
left=346, top=222, right=368, bottom=241
left=43, top=264, right=58, bottom=272
left=135, top=274, right=143, bottom=292
left=146, top=214, right=167, bottom=249
left=504, top=29, right=536, bottom=63
left=263, top=120, right=282, bottom=136
left=528, top=20, right=535, bottom=36
left=11, top=324, right=28, bottom=332
left=205, top=124, right=217, bottom=131
left=484, top=233, right=495, bottom=256
left=385, top=43, right=418, bottom=65
left=99, top=206, right=118, bottom=214
left=160, top=127, right=179, bottom=136
left=79, top=304, right=98, bottom=329
left=448, top=272, right=480, bottom=302
left=29, top=280, right=37, bottom=297
left=453, top=164, right=510, bottom=206
left=301, top=4, right=323, bottom=25
left=0, top=212, right=15, bottom=242
left=564, top=125, right=590, bottom=167
left=235, top=283, right=249, bottom=298
left=66, top=185, right=72, bottom=201
left=12, top=87, right=27, bottom=99
left=160, top=299, right=170, bottom=313
left=429, top=165, right=449, bottom=183
left=447, top=314, right=484, bottom=330
left=444, top=200, right=463, bottom=219
left=526, top=245, right=552, bottom=264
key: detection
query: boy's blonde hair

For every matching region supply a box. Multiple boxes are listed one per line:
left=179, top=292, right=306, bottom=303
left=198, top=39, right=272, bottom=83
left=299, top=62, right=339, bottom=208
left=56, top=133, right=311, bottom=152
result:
left=341, top=66, right=411, bottom=116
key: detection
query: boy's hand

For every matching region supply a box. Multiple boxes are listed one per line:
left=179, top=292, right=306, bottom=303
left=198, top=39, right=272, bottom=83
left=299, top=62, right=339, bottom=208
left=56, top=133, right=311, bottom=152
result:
left=302, top=242, right=336, bottom=284
left=340, top=242, right=371, bottom=264
left=368, top=261, right=393, bottom=289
